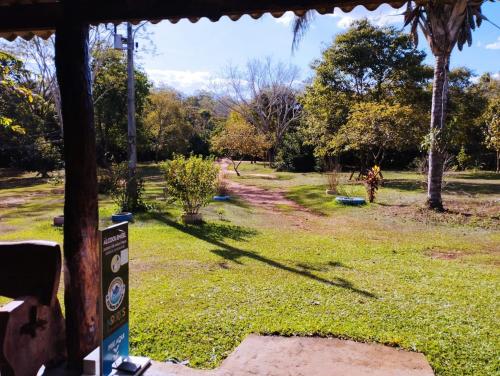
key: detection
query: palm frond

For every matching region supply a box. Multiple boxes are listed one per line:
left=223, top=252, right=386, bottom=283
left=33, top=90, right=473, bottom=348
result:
left=291, top=11, right=315, bottom=52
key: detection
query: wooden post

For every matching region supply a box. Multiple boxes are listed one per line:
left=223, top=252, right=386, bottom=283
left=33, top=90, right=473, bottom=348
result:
left=55, top=2, right=99, bottom=371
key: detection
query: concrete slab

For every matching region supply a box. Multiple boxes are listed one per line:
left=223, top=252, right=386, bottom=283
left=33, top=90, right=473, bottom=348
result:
left=146, top=335, right=434, bottom=376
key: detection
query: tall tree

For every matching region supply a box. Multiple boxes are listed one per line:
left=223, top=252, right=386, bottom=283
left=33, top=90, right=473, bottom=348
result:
left=299, top=20, right=430, bottom=161
left=402, top=0, right=496, bottom=209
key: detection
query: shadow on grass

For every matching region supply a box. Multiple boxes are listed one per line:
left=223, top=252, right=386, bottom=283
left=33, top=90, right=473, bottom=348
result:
left=144, top=212, right=258, bottom=242
left=455, top=172, right=500, bottom=180
left=384, top=179, right=500, bottom=195
left=150, top=213, right=376, bottom=298
left=212, top=248, right=375, bottom=298
left=223, top=195, right=252, bottom=210
left=296, top=260, right=352, bottom=272
left=0, top=176, right=48, bottom=190
left=138, top=164, right=164, bottom=178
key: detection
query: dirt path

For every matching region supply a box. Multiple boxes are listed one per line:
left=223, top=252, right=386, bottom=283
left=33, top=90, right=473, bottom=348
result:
left=219, top=159, right=315, bottom=218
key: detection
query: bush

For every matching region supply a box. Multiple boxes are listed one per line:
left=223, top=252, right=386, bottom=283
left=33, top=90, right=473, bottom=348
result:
left=363, top=165, right=382, bottom=203
left=336, top=183, right=363, bottom=198
left=456, top=146, right=472, bottom=171
left=163, top=155, right=219, bottom=215
left=108, top=162, right=146, bottom=212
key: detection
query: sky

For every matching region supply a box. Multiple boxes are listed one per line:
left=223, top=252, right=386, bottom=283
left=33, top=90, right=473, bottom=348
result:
left=132, top=3, right=500, bottom=94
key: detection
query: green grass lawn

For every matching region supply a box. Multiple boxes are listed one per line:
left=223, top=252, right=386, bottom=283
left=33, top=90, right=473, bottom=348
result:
left=0, top=164, right=499, bottom=376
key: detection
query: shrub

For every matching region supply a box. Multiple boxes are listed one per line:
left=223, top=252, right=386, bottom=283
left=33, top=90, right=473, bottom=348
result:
left=325, top=163, right=341, bottom=192
left=364, top=165, right=382, bottom=203
left=108, top=162, right=146, bottom=212
left=163, top=155, right=219, bottom=215
left=456, top=146, right=471, bottom=171
left=336, top=183, right=361, bottom=198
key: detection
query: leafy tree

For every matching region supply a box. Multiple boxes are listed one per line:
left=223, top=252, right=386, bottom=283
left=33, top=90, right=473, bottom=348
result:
left=334, top=102, right=425, bottom=168
left=211, top=112, right=270, bottom=176
left=144, top=89, right=192, bottom=161
left=0, top=51, right=33, bottom=134
left=0, top=50, right=62, bottom=176
left=275, top=129, right=316, bottom=172
left=184, top=91, right=226, bottom=156
left=92, top=49, right=150, bottom=165
left=299, top=20, right=430, bottom=162
left=310, top=19, right=428, bottom=100
left=483, top=96, right=500, bottom=172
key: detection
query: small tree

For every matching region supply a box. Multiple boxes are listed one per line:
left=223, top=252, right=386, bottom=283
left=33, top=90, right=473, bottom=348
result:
left=211, top=112, right=269, bottom=176
left=483, top=97, right=500, bottom=173
left=163, top=155, right=219, bottom=217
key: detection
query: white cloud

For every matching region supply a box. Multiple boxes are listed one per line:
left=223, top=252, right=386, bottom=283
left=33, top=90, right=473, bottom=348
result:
left=274, top=11, right=295, bottom=26
left=328, top=5, right=404, bottom=29
left=145, top=68, right=236, bottom=94
left=146, top=69, right=215, bottom=93
left=485, top=37, right=500, bottom=50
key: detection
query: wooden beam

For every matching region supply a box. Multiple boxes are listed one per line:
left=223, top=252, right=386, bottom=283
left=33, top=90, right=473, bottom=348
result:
left=0, top=0, right=406, bottom=33
left=54, top=2, right=99, bottom=371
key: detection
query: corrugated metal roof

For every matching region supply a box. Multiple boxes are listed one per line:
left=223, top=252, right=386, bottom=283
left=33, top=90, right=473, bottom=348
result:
left=0, top=0, right=409, bottom=41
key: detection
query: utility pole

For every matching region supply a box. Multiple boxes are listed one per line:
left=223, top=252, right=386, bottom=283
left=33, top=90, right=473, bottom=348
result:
left=126, top=22, right=138, bottom=209
left=114, top=22, right=142, bottom=210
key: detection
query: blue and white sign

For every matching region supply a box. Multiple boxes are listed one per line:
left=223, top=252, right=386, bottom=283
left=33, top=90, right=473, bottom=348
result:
left=100, top=222, right=130, bottom=375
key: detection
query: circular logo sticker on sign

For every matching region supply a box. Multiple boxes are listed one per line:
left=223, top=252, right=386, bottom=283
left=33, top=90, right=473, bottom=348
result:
left=106, top=277, right=126, bottom=312
left=111, top=254, right=121, bottom=273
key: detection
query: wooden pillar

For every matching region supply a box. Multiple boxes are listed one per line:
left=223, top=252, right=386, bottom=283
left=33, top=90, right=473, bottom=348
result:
left=55, top=2, right=99, bottom=371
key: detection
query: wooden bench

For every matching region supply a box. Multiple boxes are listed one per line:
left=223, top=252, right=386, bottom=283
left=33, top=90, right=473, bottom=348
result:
left=0, top=241, right=66, bottom=376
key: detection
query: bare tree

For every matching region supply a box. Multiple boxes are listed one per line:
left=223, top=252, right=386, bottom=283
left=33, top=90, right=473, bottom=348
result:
left=2, top=25, right=114, bottom=134
left=217, top=58, right=302, bottom=163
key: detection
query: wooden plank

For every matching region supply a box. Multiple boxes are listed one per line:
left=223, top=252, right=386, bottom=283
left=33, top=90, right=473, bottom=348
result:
left=54, top=2, right=99, bottom=371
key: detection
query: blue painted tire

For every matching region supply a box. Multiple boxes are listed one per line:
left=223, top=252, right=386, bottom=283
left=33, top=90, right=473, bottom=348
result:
left=335, top=196, right=366, bottom=206
left=111, top=212, right=133, bottom=223
left=213, top=195, right=231, bottom=201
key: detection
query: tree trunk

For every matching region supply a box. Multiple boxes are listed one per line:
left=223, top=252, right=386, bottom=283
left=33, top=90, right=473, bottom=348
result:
left=55, top=6, right=99, bottom=371
left=427, top=54, right=449, bottom=211
left=496, top=150, right=499, bottom=173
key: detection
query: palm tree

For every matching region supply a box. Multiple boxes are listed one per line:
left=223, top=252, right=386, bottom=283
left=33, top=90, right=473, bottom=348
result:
left=293, top=0, right=496, bottom=210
